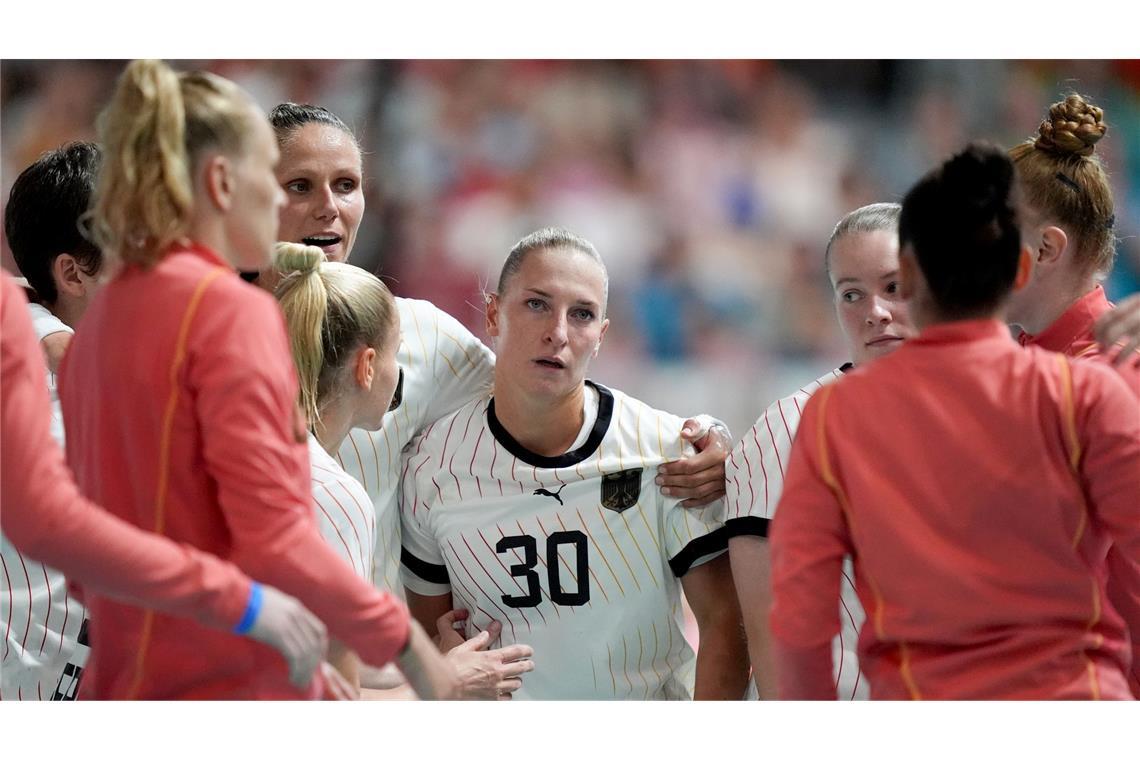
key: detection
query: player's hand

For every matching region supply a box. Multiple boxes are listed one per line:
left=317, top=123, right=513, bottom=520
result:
left=445, top=620, right=535, bottom=700
left=1094, top=293, right=1140, bottom=367
left=321, top=661, right=360, bottom=700
left=245, top=584, right=328, bottom=690
left=435, top=608, right=472, bottom=654
left=657, top=415, right=731, bottom=508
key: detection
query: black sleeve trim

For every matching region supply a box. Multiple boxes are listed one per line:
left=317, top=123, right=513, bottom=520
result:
left=723, top=516, right=770, bottom=539
left=668, top=527, right=729, bottom=577
left=400, top=547, right=450, bottom=585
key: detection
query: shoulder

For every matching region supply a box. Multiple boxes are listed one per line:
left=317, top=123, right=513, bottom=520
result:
left=601, top=383, right=689, bottom=457
left=409, top=396, right=489, bottom=458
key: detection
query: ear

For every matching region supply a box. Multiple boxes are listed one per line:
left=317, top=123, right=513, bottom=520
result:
left=354, top=346, right=376, bottom=390
left=1012, top=245, right=1033, bottom=291
left=898, top=250, right=918, bottom=301
left=52, top=254, right=87, bottom=298
left=485, top=293, right=501, bottom=338
left=1036, top=225, right=1068, bottom=267
left=201, top=154, right=235, bottom=213
left=594, top=318, right=610, bottom=357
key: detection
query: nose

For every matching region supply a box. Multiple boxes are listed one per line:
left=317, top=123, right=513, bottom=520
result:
left=314, top=185, right=338, bottom=221
left=866, top=295, right=892, bottom=325
left=544, top=312, right=568, bottom=345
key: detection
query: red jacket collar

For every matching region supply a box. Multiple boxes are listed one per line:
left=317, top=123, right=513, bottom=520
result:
left=1017, top=286, right=1111, bottom=353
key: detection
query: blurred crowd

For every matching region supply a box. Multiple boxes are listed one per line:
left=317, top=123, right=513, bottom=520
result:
left=3, top=59, right=1138, bottom=434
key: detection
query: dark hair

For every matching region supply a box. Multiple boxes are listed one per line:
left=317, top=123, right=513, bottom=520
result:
left=269, top=102, right=357, bottom=147
left=5, top=142, right=103, bottom=304
left=898, top=142, right=1022, bottom=318
left=497, top=227, right=609, bottom=310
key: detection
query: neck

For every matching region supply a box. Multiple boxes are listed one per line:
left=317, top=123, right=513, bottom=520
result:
left=49, top=295, right=85, bottom=330
left=493, top=376, right=587, bottom=457
left=1011, top=273, right=1098, bottom=335
left=313, top=396, right=356, bottom=456
left=184, top=217, right=231, bottom=266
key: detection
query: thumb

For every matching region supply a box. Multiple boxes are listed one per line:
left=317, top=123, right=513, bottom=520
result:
left=436, top=609, right=465, bottom=638
left=680, top=418, right=705, bottom=441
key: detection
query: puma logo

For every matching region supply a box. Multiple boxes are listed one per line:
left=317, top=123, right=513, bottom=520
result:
left=534, top=484, right=567, bottom=505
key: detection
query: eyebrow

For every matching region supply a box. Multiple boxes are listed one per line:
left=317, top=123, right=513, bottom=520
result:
left=833, top=270, right=899, bottom=287
left=524, top=288, right=600, bottom=309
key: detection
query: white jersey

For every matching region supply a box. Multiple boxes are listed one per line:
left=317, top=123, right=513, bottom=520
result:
left=310, top=435, right=376, bottom=581
left=1, top=305, right=88, bottom=701
left=400, top=381, right=728, bottom=700
left=336, top=298, right=495, bottom=593
left=726, top=364, right=868, bottom=700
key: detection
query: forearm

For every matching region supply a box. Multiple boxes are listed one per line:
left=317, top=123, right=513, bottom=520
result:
left=230, top=524, right=410, bottom=670
left=692, top=616, right=750, bottom=700
left=774, top=638, right=835, bottom=700
left=728, top=535, right=778, bottom=698
left=395, top=619, right=457, bottom=700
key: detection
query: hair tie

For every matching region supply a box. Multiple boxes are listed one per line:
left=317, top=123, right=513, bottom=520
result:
left=1054, top=172, right=1081, bottom=193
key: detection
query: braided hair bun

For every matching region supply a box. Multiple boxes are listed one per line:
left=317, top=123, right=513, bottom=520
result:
left=1034, top=94, right=1107, bottom=158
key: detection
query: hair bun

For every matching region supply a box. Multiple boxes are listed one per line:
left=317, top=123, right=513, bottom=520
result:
left=274, top=241, right=325, bottom=274
left=1035, top=93, right=1106, bottom=158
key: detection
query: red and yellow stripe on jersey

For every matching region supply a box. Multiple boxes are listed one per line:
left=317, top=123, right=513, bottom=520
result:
left=771, top=318, right=1140, bottom=700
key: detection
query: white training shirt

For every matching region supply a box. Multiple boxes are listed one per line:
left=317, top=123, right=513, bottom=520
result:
left=336, top=298, right=495, bottom=594
left=1, top=305, right=88, bottom=701
left=400, top=381, right=728, bottom=700
left=309, top=435, right=376, bottom=582
left=725, top=363, right=869, bottom=700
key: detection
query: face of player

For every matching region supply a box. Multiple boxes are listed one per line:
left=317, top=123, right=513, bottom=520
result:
left=356, top=315, right=403, bottom=430
left=275, top=123, right=364, bottom=263
left=487, top=248, right=610, bottom=402
left=225, top=109, right=287, bottom=271
left=829, top=229, right=917, bottom=366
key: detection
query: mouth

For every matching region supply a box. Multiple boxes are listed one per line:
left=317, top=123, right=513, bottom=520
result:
left=301, top=234, right=343, bottom=254
left=533, top=357, right=566, bottom=370
left=866, top=335, right=904, bottom=348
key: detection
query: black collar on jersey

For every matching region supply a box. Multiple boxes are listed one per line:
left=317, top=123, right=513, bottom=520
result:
left=487, top=380, right=614, bottom=468
left=839, top=362, right=854, bottom=373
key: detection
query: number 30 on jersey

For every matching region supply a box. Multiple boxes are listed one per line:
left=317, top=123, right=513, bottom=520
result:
left=495, top=531, right=590, bottom=608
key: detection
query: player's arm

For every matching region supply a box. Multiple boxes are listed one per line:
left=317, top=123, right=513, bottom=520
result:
left=680, top=551, right=750, bottom=699
left=722, top=409, right=785, bottom=698
left=769, top=387, right=849, bottom=700
left=1073, top=362, right=1140, bottom=692
left=189, top=283, right=448, bottom=687
left=1, top=275, right=326, bottom=688
left=657, top=415, right=731, bottom=507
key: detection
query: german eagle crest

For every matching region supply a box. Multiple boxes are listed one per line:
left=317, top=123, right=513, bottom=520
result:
left=601, top=468, right=642, bottom=513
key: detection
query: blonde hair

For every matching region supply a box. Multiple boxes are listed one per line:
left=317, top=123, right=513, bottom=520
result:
left=273, top=242, right=397, bottom=427
left=1009, top=93, right=1116, bottom=277
left=88, top=59, right=256, bottom=267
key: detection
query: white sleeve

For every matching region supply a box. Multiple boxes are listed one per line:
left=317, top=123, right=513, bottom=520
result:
left=724, top=398, right=797, bottom=539
left=27, top=303, right=72, bottom=342
left=398, top=435, right=452, bottom=597
left=663, top=442, right=729, bottom=576
left=421, top=303, right=495, bottom=427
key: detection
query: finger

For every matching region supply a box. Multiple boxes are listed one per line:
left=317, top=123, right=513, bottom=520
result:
left=496, top=678, right=524, bottom=694
left=497, top=692, right=513, bottom=701
left=496, top=644, right=534, bottom=662
left=680, top=418, right=707, bottom=440
left=658, top=467, right=725, bottom=497
left=435, top=609, right=464, bottom=637
left=1102, top=311, right=1140, bottom=350
left=499, top=658, right=536, bottom=677
left=1114, top=335, right=1140, bottom=368
left=455, top=629, right=491, bottom=652
left=674, top=478, right=727, bottom=507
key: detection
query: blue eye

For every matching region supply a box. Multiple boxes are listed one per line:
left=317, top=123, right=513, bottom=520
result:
left=525, top=298, right=545, bottom=311
left=571, top=308, right=595, bottom=322
left=842, top=290, right=862, bottom=303
left=285, top=180, right=308, bottom=193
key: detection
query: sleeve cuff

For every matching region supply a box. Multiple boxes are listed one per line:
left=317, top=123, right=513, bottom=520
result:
left=724, top=515, right=770, bottom=539
left=668, top=527, right=729, bottom=577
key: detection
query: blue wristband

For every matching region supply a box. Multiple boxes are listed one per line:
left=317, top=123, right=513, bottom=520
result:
left=233, top=582, right=264, bottom=635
